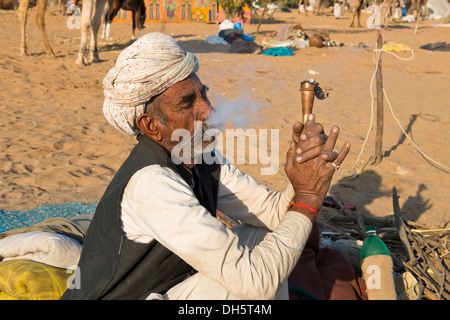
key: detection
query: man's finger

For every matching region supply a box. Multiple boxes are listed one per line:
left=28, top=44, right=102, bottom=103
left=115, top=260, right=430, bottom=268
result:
left=291, top=122, right=303, bottom=142
left=295, top=145, right=323, bottom=163
left=291, top=122, right=303, bottom=155
left=320, top=126, right=340, bottom=156
left=330, top=142, right=351, bottom=166
left=287, top=122, right=304, bottom=169
left=297, top=133, right=327, bottom=155
left=320, top=151, right=339, bottom=162
left=299, top=114, right=324, bottom=142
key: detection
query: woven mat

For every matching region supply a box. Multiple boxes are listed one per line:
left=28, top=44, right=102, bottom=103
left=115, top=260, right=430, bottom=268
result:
left=0, top=202, right=98, bottom=233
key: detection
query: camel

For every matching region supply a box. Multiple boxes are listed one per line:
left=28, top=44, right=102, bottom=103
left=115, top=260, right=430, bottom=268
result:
left=379, top=0, right=425, bottom=29
left=298, top=0, right=369, bottom=28
left=101, top=0, right=147, bottom=42
left=313, top=0, right=327, bottom=15
left=298, top=0, right=310, bottom=14
left=17, top=0, right=56, bottom=57
left=351, top=0, right=410, bottom=29
left=75, top=0, right=146, bottom=65
left=349, top=0, right=364, bottom=27
left=298, top=0, right=363, bottom=27
left=75, top=0, right=107, bottom=65
left=298, top=0, right=337, bottom=16
left=381, top=0, right=396, bottom=27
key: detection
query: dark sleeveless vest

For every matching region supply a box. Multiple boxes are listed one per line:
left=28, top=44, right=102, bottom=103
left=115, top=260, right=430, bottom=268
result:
left=61, top=135, right=221, bottom=300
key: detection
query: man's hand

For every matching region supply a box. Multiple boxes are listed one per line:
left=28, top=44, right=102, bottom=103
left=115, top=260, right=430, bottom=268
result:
left=285, top=114, right=350, bottom=217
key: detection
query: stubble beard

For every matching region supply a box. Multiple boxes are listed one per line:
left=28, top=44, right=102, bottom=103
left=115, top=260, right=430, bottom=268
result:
left=167, top=121, right=219, bottom=165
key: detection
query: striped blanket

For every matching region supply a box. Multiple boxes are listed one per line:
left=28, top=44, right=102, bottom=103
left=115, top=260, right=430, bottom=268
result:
left=274, top=24, right=307, bottom=41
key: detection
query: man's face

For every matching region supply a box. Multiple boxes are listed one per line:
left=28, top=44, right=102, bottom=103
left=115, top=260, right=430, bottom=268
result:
left=156, top=73, right=216, bottom=158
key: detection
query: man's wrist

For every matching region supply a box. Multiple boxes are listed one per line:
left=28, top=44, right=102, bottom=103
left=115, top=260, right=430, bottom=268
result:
left=287, top=194, right=324, bottom=222
left=292, top=194, right=324, bottom=212
left=287, top=205, right=317, bottom=222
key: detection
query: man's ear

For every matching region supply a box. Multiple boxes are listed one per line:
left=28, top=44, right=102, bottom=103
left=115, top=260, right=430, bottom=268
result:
left=136, top=113, right=163, bottom=142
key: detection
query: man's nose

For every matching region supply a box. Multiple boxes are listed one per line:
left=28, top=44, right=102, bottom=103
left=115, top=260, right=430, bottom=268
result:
left=197, top=98, right=214, bottom=121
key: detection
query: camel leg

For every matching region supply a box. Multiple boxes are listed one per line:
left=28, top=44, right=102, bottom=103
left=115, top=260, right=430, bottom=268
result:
left=298, top=0, right=304, bottom=13
left=355, top=0, right=362, bottom=28
left=383, top=0, right=394, bottom=28
left=350, top=10, right=357, bottom=26
left=89, top=0, right=106, bottom=63
left=357, top=8, right=362, bottom=27
left=18, top=0, right=30, bottom=56
left=59, top=0, right=64, bottom=15
left=104, top=0, right=121, bottom=42
left=299, top=0, right=310, bottom=15
left=76, top=0, right=93, bottom=65
left=357, top=0, right=364, bottom=27
left=319, top=0, right=325, bottom=15
left=131, top=10, right=137, bottom=40
left=106, top=9, right=121, bottom=42
left=352, top=0, right=363, bottom=27
left=35, top=0, right=56, bottom=57
left=102, top=9, right=111, bottom=42
left=314, top=0, right=321, bottom=14
left=101, top=1, right=109, bottom=40
left=101, top=21, right=106, bottom=40
left=104, top=21, right=112, bottom=42
left=137, top=2, right=146, bottom=39
left=383, top=2, right=389, bottom=28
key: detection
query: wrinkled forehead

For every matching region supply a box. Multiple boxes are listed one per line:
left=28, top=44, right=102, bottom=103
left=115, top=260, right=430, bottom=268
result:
left=162, top=74, right=206, bottom=106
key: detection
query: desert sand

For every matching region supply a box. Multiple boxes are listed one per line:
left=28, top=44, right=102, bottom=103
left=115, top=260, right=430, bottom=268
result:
left=0, top=6, right=449, bottom=231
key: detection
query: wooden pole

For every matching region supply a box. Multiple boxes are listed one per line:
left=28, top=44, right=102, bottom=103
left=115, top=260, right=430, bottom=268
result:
left=256, top=0, right=270, bottom=33
left=414, top=0, right=425, bottom=34
left=374, top=32, right=384, bottom=165
left=256, top=6, right=267, bottom=33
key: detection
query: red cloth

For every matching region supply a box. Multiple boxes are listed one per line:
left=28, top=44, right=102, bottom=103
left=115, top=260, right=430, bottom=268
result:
left=288, top=222, right=367, bottom=300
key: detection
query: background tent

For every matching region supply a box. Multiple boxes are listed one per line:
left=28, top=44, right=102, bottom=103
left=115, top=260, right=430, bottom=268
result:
left=427, top=0, right=450, bottom=19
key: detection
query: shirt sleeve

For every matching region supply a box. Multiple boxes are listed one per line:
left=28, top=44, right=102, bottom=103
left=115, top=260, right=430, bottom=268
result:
left=121, top=165, right=312, bottom=300
left=217, top=160, right=295, bottom=230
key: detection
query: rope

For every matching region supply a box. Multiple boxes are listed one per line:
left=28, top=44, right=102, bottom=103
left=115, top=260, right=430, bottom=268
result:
left=352, top=43, right=450, bottom=176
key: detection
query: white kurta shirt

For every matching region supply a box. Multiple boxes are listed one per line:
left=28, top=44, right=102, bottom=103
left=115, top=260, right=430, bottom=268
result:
left=120, top=157, right=313, bottom=300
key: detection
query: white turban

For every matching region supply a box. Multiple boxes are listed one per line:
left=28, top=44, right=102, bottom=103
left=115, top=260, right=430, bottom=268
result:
left=103, top=32, right=199, bottom=135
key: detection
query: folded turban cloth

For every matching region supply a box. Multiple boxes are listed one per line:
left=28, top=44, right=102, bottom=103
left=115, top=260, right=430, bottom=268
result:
left=103, top=32, right=199, bottom=135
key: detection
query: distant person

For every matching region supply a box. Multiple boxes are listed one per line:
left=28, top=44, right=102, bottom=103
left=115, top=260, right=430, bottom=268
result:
left=334, top=1, right=342, bottom=18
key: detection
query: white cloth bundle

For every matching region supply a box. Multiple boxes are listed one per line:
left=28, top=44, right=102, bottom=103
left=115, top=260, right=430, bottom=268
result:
left=0, top=231, right=82, bottom=269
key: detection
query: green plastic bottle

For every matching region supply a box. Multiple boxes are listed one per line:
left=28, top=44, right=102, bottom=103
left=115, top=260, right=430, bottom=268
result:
left=360, top=226, right=397, bottom=300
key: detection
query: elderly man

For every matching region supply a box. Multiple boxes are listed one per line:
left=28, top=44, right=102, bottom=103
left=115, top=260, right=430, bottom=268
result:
left=61, top=32, right=362, bottom=300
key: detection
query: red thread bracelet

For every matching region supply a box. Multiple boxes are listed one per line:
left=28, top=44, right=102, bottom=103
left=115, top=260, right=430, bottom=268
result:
left=288, top=201, right=319, bottom=218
